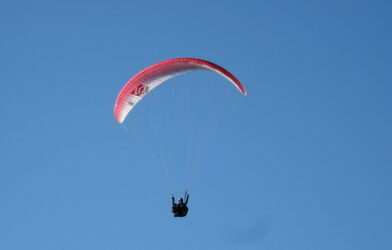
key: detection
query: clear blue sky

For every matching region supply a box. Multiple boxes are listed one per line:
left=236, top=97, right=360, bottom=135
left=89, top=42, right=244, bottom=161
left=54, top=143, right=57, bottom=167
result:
left=1, top=0, right=391, bottom=249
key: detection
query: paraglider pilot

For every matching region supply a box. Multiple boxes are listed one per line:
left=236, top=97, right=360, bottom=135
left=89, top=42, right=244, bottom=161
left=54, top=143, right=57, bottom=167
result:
left=172, top=191, right=189, bottom=217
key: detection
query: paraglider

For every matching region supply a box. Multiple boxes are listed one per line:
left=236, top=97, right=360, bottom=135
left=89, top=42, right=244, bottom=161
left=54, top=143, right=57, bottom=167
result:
left=114, top=58, right=246, bottom=217
left=172, top=191, right=190, bottom=217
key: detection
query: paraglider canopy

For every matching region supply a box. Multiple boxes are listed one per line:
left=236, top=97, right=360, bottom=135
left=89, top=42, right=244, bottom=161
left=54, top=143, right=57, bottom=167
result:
left=114, top=58, right=247, bottom=123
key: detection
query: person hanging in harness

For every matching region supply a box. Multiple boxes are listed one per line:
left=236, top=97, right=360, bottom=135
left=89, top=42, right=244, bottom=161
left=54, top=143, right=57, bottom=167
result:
left=172, top=191, right=189, bottom=217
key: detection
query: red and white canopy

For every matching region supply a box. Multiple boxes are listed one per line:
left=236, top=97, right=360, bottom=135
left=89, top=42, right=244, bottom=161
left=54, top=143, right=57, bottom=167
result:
left=114, top=58, right=247, bottom=123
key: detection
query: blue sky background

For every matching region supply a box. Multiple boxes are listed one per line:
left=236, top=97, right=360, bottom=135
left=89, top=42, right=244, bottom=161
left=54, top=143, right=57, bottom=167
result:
left=1, top=0, right=391, bottom=249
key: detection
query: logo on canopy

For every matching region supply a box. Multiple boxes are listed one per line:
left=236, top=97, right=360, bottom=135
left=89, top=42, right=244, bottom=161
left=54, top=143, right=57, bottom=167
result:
left=131, top=84, right=149, bottom=97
